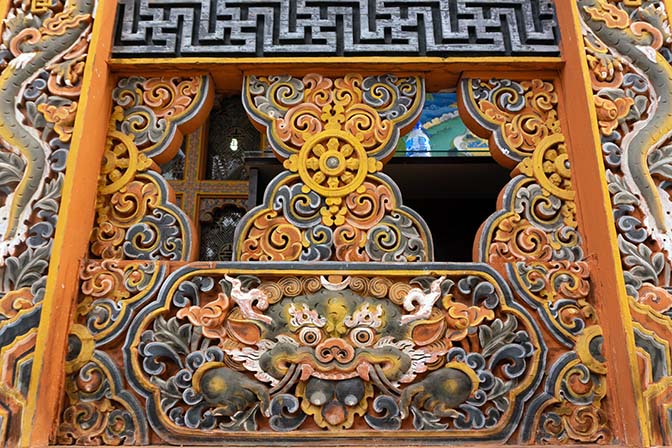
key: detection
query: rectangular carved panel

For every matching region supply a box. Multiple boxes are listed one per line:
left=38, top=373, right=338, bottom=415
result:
left=61, top=261, right=570, bottom=444
left=112, top=0, right=560, bottom=58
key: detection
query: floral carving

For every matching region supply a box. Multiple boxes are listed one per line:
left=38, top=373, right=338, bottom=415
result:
left=459, top=77, right=610, bottom=444
left=58, top=62, right=620, bottom=446
left=90, top=76, right=213, bottom=261
left=0, top=0, right=95, bottom=444
left=125, top=268, right=542, bottom=441
left=236, top=74, right=432, bottom=262
left=580, top=0, right=672, bottom=443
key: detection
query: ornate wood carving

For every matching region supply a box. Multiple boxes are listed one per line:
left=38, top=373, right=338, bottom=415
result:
left=90, top=76, right=213, bottom=261
left=63, top=262, right=551, bottom=443
left=0, top=0, right=660, bottom=444
left=235, top=74, right=433, bottom=262
left=58, top=71, right=614, bottom=445
left=0, top=0, right=95, bottom=444
left=580, top=0, right=672, bottom=444
left=129, top=266, right=542, bottom=440
left=459, top=78, right=610, bottom=444
left=112, top=0, right=561, bottom=58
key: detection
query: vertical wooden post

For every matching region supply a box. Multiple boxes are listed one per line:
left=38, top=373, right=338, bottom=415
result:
left=20, top=0, right=116, bottom=445
left=555, top=2, right=646, bottom=446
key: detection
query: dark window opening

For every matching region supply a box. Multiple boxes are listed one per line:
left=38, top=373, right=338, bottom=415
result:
left=200, top=204, right=246, bottom=261
left=205, top=94, right=260, bottom=180
left=247, top=156, right=510, bottom=262
left=164, top=90, right=510, bottom=262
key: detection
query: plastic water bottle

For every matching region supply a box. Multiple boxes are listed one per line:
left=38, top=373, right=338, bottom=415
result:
left=405, top=122, right=431, bottom=156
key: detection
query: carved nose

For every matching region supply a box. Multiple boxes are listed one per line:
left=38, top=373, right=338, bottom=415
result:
left=315, top=338, right=355, bottom=364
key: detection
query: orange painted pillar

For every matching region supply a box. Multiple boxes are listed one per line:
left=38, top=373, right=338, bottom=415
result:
left=20, top=0, right=117, bottom=446
left=555, top=2, right=646, bottom=446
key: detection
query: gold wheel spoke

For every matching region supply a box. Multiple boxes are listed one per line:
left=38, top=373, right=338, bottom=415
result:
left=307, top=157, right=320, bottom=170
left=313, top=172, right=326, bottom=184
left=313, top=144, right=325, bottom=156
left=341, top=172, right=354, bottom=183
left=327, top=137, right=340, bottom=151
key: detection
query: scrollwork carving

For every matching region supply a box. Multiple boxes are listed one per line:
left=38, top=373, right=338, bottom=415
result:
left=90, top=76, right=213, bottom=261
left=60, top=64, right=618, bottom=445
left=236, top=74, right=431, bottom=262
left=58, top=344, right=148, bottom=445
left=459, top=77, right=610, bottom=443
left=121, top=266, right=544, bottom=442
left=580, top=0, right=672, bottom=443
left=0, top=0, right=96, bottom=443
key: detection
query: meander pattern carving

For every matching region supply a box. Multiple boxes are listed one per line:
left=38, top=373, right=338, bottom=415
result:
left=112, top=0, right=560, bottom=58
left=54, top=73, right=613, bottom=444
left=0, top=0, right=95, bottom=445
left=580, top=0, right=672, bottom=444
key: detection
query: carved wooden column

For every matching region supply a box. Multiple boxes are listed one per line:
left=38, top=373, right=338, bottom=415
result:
left=568, top=0, right=672, bottom=444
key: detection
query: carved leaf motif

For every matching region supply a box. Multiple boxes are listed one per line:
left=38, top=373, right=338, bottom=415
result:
left=1, top=243, right=50, bottom=291
left=619, top=236, right=665, bottom=285
left=0, top=152, right=25, bottom=191
left=34, top=173, right=63, bottom=213
left=478, top=316, right=521, bottom=358
left=149, top=316, right=194, bottom=356
left=411, top=406, right=448, bottom=431
left=648, top=145, right=672, bottom=179
left=217, top=405, right=259, bottom=431
left=606, top=170, right=639, bottom=205
left=153, top=376, right=183, bottom=411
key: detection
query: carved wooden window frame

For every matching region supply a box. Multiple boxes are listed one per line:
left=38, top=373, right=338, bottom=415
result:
left=1, top=2, right=651, bottom=447
left=54, top=75, right=612, bottom=446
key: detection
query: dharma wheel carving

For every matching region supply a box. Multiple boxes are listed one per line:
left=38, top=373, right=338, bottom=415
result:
left=236, top=74, right=432, bottom=262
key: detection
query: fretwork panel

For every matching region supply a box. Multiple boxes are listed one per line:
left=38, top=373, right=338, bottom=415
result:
left=113, top=0, right=559, bottom=57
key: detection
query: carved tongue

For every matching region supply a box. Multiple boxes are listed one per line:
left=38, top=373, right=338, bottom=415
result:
left=356, top=362, right=370, bottom=381
left=322, top=400, right=346, bottom=426
left=300, top=364, right=314, bottom=381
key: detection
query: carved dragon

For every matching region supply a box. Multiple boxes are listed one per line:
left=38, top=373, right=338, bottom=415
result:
left=580, top=0, right=672, bottom=253
left=0, top=0, right=94, bottom=257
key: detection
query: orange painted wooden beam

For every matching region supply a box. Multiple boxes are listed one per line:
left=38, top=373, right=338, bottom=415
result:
left=109, top=56, right=562, bottom=92
left=20, top=0, right=117, bottom=446
left=554, top=2, right=646, bottom=446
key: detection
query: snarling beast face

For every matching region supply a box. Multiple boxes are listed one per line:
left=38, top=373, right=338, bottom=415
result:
left=218, top=288, right=454, bottom=429
left=228, top=289, right=444, bottom=387
left=174, top=274, right=499, bottom=430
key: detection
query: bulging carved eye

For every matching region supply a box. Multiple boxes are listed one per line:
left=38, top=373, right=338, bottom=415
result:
left=350, top=327, right=374, bottom=347
left=299, top=327, right=322, bottom=346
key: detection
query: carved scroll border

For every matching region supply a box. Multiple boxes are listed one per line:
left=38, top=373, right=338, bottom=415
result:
left=56, top=72, right=614, bottom=445
left=459, top=77, right=611, bottom=444
left=0, top=0, right=96, bottom=445
left=90, top=75, right=213, bottom=262
left=579, top=0, right=672, bottom=444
